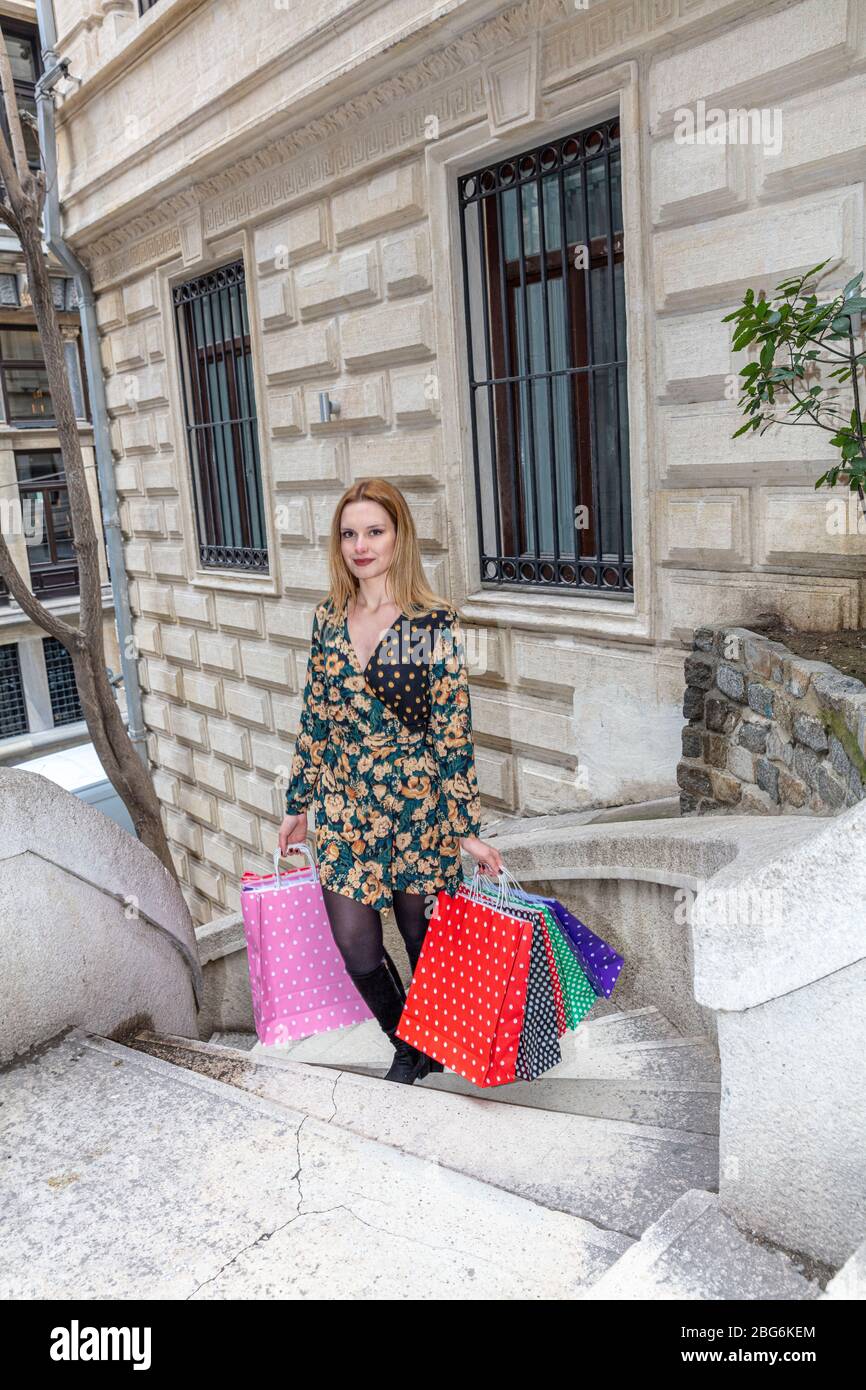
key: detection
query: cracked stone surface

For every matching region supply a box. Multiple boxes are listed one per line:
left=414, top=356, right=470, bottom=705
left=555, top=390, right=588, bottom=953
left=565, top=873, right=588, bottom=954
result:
left=234, top=1051, right=718, bottom=1241
left=0, top=1031, right=628, bottom=1300
left=133, top=1032, right=719, bottom=1242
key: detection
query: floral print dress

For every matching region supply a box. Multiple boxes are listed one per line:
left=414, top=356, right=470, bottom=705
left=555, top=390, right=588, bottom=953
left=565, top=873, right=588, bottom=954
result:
left=283, top=595, right=482, bottom=912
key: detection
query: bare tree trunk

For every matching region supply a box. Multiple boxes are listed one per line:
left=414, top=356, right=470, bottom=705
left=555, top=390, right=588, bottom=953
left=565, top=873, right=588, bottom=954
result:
left=0, top=31, right=179, bottom=883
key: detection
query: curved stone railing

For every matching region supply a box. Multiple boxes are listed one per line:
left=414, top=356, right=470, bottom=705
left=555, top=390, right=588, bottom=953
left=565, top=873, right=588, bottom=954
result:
left=490, top=812, right=820, bottom=1041
left=0, top=768, right=202, bottom=1064
left=490, top=802, right=866, bottom=1269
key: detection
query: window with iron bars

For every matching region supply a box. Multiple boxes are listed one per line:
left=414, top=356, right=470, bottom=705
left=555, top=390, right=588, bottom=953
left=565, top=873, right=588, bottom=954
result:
left=43, top=636, right=83, bottom=726
left=172, top=260, right=268, bottom=572
left=457, top=117, right=632, bottom=594
left=0, top=643, right=28, bottom=738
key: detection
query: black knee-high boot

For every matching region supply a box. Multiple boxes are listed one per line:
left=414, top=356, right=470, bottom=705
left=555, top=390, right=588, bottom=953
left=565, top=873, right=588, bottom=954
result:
left=401, top=937, right=444, bottom=1074
left=347, top=954, right=431, bottom=1085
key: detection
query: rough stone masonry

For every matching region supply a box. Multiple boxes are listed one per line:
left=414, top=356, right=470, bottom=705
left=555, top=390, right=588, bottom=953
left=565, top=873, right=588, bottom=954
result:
left=678, top=626, right=866, bottom=816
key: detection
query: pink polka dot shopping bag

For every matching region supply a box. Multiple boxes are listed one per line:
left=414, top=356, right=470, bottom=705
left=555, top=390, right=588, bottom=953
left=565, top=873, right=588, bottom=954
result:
left=240, top=846, right=373, bottom=1046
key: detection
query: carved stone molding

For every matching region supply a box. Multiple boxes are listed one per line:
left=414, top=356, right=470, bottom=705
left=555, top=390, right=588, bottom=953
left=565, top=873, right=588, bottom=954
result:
left=178, top=207, right=204, bottom=268
left=79, top=0, right=750, bottom=289
left=482, top=33, right=540, bottom=137
left=85, top=226, right=182, bottom=289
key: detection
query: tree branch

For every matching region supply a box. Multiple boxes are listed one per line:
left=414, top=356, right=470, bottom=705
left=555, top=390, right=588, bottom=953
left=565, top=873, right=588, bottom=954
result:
left=0, top=31, right=33, bottom=186
left=0, top=532, right=81, bottom=647
left=0, top=197, right=22, bottom=238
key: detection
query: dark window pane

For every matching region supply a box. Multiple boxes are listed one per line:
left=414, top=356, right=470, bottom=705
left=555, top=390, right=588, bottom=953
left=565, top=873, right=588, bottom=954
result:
left=0, top=28, right=41, bottom=177
left=15, top=451, right=79, bottom=596
left=17, top=94, right=39, bottom=165
left=15, top=451, right=63, bottom=483
left=0, top=644, right=28, bottom=736
left=610, top=149, right=623, bottom=232
left=22, top=494, right=49, bottom=566
left=43, top=637, right=83, bottom=726
left=4, top=33, right=38, bottom=84
left=1, top=328, right=43, bottom=359
left=5, top=368, right=53, bottom=421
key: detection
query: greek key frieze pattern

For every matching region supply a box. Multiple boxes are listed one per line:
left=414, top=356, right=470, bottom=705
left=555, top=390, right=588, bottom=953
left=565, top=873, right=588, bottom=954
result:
left=86, top=0, right=722, bottom=289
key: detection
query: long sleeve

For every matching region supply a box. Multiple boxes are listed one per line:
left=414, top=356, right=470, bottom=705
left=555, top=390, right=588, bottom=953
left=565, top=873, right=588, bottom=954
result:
left=428, top=607, right=482, bottom=839
left=284, top=605, right=330, bottom=815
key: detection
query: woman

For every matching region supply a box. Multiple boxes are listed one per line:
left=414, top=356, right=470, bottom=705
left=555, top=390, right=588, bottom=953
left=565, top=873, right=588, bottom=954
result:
left=277, top=478, right=503, bottom=1086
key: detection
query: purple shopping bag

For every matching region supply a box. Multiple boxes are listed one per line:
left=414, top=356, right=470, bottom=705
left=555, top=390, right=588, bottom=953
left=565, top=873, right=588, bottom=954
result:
left=240, top=846, right=372, bottom=1045
left=545, top=899, right=623, bottom=1000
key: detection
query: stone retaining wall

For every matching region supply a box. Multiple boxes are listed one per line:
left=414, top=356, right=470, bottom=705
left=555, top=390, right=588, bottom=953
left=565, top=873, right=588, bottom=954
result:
left=678, top=626, right=866, bottom=815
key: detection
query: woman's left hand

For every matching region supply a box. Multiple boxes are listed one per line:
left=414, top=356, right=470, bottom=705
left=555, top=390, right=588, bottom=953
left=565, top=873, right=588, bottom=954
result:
left=459, top=834, right=504, bottom=877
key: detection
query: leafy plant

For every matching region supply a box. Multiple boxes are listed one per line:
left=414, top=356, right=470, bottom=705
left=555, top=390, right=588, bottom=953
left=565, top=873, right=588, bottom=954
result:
left=724, top=259, right=866, bottom=526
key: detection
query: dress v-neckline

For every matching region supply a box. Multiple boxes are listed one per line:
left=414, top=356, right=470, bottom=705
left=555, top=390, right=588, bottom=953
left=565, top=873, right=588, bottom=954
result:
left=344, top=600, right=405, bottom=674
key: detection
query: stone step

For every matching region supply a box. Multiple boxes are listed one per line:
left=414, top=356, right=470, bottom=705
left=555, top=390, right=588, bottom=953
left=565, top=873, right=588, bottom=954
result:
left=207, top=1030, right=259, bottom=1051
left=138, top=1031, right=720, bottom=1241
left=579, top=1189, right=823, bottom=1301
left=238, top=991, right=626, bottom=1068
left=4, top=1028, right=629, bottom=1300
left=253, top=1018, right=720, bottom=1087
left=419, top=1073, right=720, bottom=1135
left=550, top=1035, right=720, bottom=1085
left=575, top=1005, right=684, bottom=1045
left=244, top=1023, right=718, bottom=1133
left=209, top=1009, right=715, bottom=1132
left=247, top=1005, right=686, bottom=1070
left=822, top=1239, right=866, bottom=1299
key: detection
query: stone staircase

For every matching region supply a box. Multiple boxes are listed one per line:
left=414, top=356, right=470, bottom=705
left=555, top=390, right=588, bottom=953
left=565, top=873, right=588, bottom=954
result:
left=127, top=1000, right=837, bottom=1296
left=258, top=1003, right=723, bottom=1137
left=3, top=1009, right=833, bottom=1299
left=186, top=1001, right=832, bottom=1296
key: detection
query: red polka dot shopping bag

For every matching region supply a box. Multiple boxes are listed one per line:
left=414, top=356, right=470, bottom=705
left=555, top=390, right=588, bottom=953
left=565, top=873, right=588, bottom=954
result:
left=395, top=876, right=534, bottom=1087
left=414, top=861, right=608, bottom=1089
left=240, top=846, right=373, bottom=1046
left=456, top=885, right=563, bottom=1083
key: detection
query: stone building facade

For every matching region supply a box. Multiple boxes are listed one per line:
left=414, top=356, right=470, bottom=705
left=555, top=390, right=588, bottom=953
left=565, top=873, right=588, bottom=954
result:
left=48, top=0, right=866, bottom=924
left=0, top=0, right=120, bottom=765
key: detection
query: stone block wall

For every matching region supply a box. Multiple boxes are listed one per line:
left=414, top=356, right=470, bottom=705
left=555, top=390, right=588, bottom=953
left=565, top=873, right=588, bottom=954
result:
left=54, top=0, right=866, bottom=922
left=678, top=626, right=866, bottom=815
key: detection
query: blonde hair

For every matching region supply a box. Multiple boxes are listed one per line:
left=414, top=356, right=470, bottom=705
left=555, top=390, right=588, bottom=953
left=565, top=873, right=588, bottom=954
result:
left=323, top=478, right=455, bottom=627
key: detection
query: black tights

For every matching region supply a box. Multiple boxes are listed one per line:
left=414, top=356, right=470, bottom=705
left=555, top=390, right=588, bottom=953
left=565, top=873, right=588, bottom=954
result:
left=321, top=886, right=432, bottom=978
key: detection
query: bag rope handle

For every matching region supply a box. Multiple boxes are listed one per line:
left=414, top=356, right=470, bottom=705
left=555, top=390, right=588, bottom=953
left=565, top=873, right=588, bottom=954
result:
left=272, top=843, right=318, bottom=886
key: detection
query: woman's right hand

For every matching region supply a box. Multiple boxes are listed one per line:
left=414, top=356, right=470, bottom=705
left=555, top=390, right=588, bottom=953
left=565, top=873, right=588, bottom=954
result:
left=278, top=812, right=308, bottom=856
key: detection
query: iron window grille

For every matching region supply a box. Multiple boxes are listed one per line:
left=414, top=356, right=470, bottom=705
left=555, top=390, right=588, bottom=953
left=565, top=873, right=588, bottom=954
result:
left=172, top=260, right=268, bottom=572
left=15, top=451, right=79, bottom=599
left=43, top=636, right=83, bottom=726
left=0, top=643, right=28, bottom=737
left=458, top=117, right=632, bottom=594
